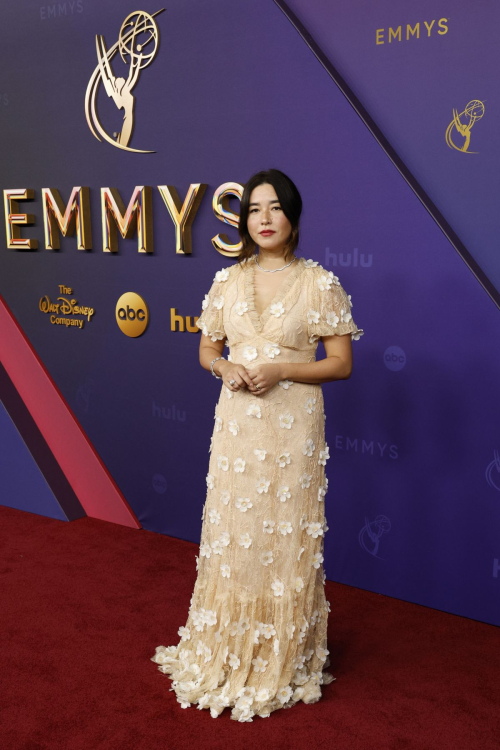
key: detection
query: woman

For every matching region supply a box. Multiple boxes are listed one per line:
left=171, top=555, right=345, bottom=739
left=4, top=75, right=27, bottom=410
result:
left=151, top=169, right=363, bottom=721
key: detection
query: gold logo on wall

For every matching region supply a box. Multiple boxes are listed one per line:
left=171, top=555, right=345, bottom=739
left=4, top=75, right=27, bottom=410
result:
left=85, top=9, right=164, bottom=154
left=39, top=285, right=95, bottom=329
left=116, top=292, right=149, bottom=337
left=445, top=100, right=485, bottom=154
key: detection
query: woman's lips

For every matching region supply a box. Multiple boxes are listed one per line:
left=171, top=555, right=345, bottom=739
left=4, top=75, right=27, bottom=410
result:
left=260, top=231, right=275, bottom=236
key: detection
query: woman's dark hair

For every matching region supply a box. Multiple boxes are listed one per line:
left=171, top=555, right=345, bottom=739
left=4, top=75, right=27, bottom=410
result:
left=237, top=169, right=302, bottom=263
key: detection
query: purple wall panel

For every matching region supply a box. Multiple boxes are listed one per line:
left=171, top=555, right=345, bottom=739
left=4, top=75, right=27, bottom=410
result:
left=0, top=0, right=498, bottom=624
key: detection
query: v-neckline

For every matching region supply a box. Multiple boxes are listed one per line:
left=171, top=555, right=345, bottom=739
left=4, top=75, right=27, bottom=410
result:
left=243, top=254, right=305, bottom=334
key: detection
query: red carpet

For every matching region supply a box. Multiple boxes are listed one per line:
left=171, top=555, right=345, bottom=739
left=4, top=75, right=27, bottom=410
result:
left=1, top=504, right=498, bottom=749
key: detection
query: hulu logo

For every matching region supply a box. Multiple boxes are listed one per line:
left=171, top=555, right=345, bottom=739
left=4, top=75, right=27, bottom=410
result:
left=325, top=247, right=372, bottom=268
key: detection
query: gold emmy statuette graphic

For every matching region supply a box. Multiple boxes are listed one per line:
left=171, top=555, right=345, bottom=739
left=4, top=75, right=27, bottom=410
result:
left=85, top=9, right=165, bottom=153
left=116, top=292, right=149, bottom=337
left=445, top=99, right=485, bottom=153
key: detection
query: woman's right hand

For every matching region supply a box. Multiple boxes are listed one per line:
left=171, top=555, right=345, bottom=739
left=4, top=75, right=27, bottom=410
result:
left=218, top=361, right=258, bottom=393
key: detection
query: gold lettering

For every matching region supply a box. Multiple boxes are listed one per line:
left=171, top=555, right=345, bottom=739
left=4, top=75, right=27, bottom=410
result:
left=388, top=26, right=401, bottom=42
left=3, top=189, right=38, bottom=250
left=424, top=20, right=435, bottom=36
left=406, top=22, right=420, bottom=39
left=101, top=186, right=153, bottom=253
left=376, top=28, right=384, bottom=45
left=42, top=187, right=92, bottom=251
left=437, top=18, right=448, bottom=35
left=157, top=184, right=207, bottom=255
left=211, top=182, right=244, bottom=257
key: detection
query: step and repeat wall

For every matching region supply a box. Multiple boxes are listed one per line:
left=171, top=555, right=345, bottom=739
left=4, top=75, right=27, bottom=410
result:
left=0, top=0, right=499, bottom=626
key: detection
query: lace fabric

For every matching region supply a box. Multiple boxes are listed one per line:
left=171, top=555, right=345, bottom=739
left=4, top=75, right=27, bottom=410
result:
left=151, top=256, right=363, bottom=721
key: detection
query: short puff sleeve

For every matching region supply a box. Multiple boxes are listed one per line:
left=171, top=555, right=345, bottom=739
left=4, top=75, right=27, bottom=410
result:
left=195, top=267, right=229, bottom=342
left=307, top=266, right=364, bottom=343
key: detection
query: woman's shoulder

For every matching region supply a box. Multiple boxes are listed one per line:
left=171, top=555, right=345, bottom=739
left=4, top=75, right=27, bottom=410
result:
left=300, top=258, right=342, bottom=286
left=210, top=259, right=243, bottom=286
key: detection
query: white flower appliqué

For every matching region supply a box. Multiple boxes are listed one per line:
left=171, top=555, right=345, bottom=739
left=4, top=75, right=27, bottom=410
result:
left=269, top=301, right=285, bottom=318
left=242, top=345, right=258, bottom=362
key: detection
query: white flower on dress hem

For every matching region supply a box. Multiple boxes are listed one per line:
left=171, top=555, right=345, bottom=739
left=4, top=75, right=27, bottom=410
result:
left=263, top=520, right=275, bottom=534
left=178, top=626, right=190, bottom=641
left=276, top=451, right=291, bottom=468
left=304, top=396, right=317, bottom=414
left=220, top=490, right=230, bottom=505
left=293, top=654, right=306, bottom=670
left=294, top=576, right=304, bottom=593
left=279, top=412, right=294, bottom=429
left=316, top=646, right=329, bottom=661
left=229, top=618, right=250, bottom=636
left=242, top=345, right=258, bottom=361
left=318, top=445, right=330, bottom=465
left=208, top=508, right=221, bottom=525
left=256, top=477, right=270, bottom=494
left=260, top=551, right=273, bottom=566
left=228, top=419, right=239, bottom=436
left=318, top=485, right=326, bottom=502
left=228, top=653, right=240, bottom=669
left=257, top=622, right=276, bottom=639
left=277, top=685, right=293, bottom=704
left=277, top=520, right=292, bottom=535
left=271, top=579, right=284, bottom=597
left=214, top=268, right=230, bottom=283
left=206, top=473, right=215, bottom=489
left=200, top=542, right=211, bottom=558
left=247, top=402, right=262, bottom=418
left=269, top=301, right=285, bottom=318
left=214, top=415, right=222, bottom=431
left=235, top=497, right=252, bottom=512
left=210, top=539, right=223, bottom=555
left=300, top=473, right=312, bottom=489
left=263, top=342, right=280, bottom=359
left=252, top=656, right=269, bottom=673
left=279, top=379, right=294, bottom=389
left=302, top=438, right=315, bottom=456
left=307, top=521, right=324, bottom=538
left=234, top=300, right=248, bottom=315
left=277, top=485, right=291, bottom=502
left=254, top=448, right=267, bottom=460
left=221, top=563, right=231, bottom=578
left=312, top=551, right=324, bottom=569
left=255, top=687, right=270, bottom=702
left=239, top=533, right=252, bottom=548
left=299, top=514, right=309, bottom=530
left=233, top=457, right=246, bottom=473
left=307, top=308, right=320, bottom=325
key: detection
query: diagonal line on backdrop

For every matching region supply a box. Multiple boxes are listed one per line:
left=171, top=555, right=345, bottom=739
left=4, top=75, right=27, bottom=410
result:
left=0, top=294, right=141, bottom=529
left=273, top=0, right=500, bottom=311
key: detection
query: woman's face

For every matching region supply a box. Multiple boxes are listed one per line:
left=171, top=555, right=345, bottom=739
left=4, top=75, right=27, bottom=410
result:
left=246, top=183, right=292, bottom=255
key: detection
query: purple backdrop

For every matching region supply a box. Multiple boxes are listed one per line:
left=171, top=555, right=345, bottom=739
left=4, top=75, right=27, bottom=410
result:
left=0, top=0, right=499, bottom=627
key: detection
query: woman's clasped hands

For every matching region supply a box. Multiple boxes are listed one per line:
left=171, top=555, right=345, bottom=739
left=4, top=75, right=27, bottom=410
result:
left=218, top=361, right=283, bottom=396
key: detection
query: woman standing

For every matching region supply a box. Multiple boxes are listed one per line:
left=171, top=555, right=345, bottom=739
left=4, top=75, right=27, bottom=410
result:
left=151, top=169, right=363, bottom=721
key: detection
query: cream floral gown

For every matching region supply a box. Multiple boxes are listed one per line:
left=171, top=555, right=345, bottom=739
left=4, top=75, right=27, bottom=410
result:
left=151, top=254, right=363, bottom=721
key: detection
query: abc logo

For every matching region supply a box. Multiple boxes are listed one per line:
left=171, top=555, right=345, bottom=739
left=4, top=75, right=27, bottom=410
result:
left=383, top=345, right=406, bottom=371
left=116, top=292, right=149, bottom=338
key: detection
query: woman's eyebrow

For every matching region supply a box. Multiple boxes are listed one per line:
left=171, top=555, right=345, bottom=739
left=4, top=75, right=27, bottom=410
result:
left=248, top=199, right=281, bottom=207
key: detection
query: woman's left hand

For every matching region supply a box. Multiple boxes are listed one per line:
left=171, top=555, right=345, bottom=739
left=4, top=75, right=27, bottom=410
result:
left=246, top=363, right=284, bottom=396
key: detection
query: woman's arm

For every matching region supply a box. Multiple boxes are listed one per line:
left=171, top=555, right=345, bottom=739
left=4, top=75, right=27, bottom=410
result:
left=278, top=333, right=353, bottom=384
